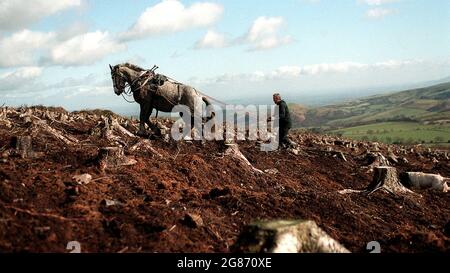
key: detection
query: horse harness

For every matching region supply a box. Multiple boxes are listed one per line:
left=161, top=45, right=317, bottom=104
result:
left=121, top=70, right=183, bottom=107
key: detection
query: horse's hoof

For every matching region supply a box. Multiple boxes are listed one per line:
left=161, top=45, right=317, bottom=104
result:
left=136, top=130, right=149, bottom=137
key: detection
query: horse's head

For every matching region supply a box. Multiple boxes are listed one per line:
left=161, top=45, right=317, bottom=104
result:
left=110, top=64, right=126, bottom=96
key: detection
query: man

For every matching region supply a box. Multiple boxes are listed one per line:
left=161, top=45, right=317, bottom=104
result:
left=273, top=93, right=295, bottom=148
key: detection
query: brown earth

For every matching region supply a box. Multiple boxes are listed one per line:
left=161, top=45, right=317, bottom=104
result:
left=0, top=106, right=449, bottom=253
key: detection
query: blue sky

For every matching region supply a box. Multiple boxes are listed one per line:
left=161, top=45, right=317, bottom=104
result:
left=0, top=0, right=449, bottom=113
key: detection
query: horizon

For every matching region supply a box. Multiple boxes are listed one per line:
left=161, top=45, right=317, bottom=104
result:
left=1, top=0, right=449, bottom=113
left=3, top=77, right=449, bottom=117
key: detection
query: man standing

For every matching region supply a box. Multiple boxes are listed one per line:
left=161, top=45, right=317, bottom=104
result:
left=273, top=93, right=295, bottom=148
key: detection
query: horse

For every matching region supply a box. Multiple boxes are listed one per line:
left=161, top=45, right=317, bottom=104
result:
left=109, top=63, right=214, bottom=136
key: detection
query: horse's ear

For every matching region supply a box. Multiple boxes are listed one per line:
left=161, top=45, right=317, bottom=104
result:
left=109, top=64, right=113, bottom=71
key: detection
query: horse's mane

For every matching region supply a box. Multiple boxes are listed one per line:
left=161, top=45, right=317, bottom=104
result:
left=118, top=63, right=147, bottom=72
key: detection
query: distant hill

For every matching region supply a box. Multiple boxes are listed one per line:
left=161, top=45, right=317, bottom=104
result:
left=295, top=82, right=450, bottom=129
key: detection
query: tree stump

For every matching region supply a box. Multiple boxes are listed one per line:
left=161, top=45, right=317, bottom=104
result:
left=101, top=116, right=116, bottom=141
left=14, top=136, right=36, bottom=158
left=232, top=220, right=349, bottom=253
left=366, top=166, right=416, bottom=195
left=97, top=147, right=137, bottom=171
left=339, top=166, right=420, bottom=197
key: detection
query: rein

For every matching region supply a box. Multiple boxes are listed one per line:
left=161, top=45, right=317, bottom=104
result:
left=121, top=92, right=135, bottom=104
left=116, top=69, right=178, bottom=106
left=117, top=70, right=151, bottom=104
left=114, top=65, right=227, bottom=108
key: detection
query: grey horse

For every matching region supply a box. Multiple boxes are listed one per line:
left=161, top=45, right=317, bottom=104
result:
left=110, top=63, right=214, bottom=136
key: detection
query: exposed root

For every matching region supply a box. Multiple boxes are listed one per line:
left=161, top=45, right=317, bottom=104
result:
left=101, top=116, right=136, bottom=145
left=3, top=205, right=87, bottom=222
left=32, top=120, right=78, bottom=145
left=224, top=144, right=263, bottom=174
left=128, top=139, right=163, bottom=158
left=111, top=117, right=136, bottom=138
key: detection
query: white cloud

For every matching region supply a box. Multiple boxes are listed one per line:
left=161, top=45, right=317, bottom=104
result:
left=122, top=0, right=223, bottom=40
left=359, top=0, right=398, bottom=20
left=360, top=0, right=399, bottom=6
left=193, top=16, right=293, bottom=52
left=190, top=59, right=422, bottom=84
left=373, top=59, right=422, bottom=68
left=0, top=30, right=56, bottom=67
left=48, top=73, right=97, bottom=89
left=0, top=0, right=82, bottom=30
left=270, top=66, right=303, bottom=78
left=244, top=16, right=293, bottom=51
left=49, top=31, right=126, bottom=66
left=0, top=30, right=125, bottom=67
left=269, top=62, right=368, bottom=77
left=45, top=73, right=111, bottom=99
left=0, top=67, right=43, bottom=92
left=63, top=85, right=111, bottom=99
left=195, top=30, right=228, bottom=49
left=366, top=8, right=394, bottom=19
left=0, top=71, right=113, bottom=101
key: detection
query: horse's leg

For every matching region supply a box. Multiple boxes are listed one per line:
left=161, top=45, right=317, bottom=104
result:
left=145, top=106, right=153, bottom=130
left=190, top=109, right=203, bottom=140
left=137, top=103, right=150, bottom=136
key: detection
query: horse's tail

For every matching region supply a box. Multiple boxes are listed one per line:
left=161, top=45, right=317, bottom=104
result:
left=202, top=96, right=216, bottom=120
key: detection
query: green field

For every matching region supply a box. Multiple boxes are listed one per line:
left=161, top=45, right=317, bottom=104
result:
left=295, top=82, right=450, bottom=128
left=290, top=82, right=450, bottom=145
left=330, top=122, right=450, bottom=145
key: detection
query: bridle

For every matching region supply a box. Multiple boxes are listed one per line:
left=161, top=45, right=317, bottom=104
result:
left=110, top=65, right=144, bottom=104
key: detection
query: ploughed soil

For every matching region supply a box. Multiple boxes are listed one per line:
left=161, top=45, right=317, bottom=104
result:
left=0, top=106, right=449, bottom=253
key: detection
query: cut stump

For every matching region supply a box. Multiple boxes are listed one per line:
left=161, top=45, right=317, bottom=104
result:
left=14, top=136, right=35, bottom=158
left=97, top=147, right=137, bottom=170
left=232, top=220, right=350, bottom=253
left=366, top=166, right=416, bottom=195
left=339, top=166, right=420, bottom=197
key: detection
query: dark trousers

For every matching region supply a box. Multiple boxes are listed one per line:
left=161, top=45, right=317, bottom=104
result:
left=279, top=125, right=291, bottom=147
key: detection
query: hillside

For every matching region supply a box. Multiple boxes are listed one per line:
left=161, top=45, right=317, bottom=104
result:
left=297, top=82, right=450, bottom=128
left=291, top=82, right=450, bottom=145
left=0, top=106, right=449, bottom=253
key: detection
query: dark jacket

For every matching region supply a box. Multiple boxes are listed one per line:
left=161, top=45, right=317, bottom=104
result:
left=278, top=100, right=292, bottom=129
